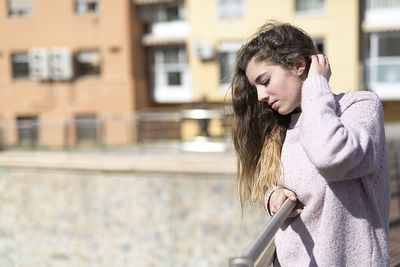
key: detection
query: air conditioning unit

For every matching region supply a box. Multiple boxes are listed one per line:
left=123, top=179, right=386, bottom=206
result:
left=28, top=48, right=51, bottom=81
left=50, top=47, right=74, bottom=81
left=195, top=41, right=214, bottom=61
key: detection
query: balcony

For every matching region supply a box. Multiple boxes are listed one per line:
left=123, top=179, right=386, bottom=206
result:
left=363, top=0, right=400, bottom=31
left=133, top=0, right=175, bottom=4
left=142, top=20, right=190, bottom=46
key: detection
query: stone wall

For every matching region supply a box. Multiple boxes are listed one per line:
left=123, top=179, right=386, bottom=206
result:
left=0, top=168, right=268, bottom=267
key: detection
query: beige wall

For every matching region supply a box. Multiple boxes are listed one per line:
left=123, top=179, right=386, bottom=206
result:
left=0, top=0, right=147, bottom=146
left=187, top=0, right=360, bottom=102
left=383, top=101, right=400, bottom=122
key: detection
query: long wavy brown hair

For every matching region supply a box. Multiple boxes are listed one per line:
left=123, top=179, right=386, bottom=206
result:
left=231, top=21, right=317, bottom=211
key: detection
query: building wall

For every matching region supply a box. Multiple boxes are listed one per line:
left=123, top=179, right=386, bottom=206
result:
left=0, top=0, right=147, bottom=147
left=384, top=101, right=400, bottom=122
left=187, top=0, right=360, bottom=103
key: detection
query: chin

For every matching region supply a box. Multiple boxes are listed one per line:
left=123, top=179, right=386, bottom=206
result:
left=277, top=107, right=296, bottom=116
left=277, top=109, right=289, bottom=115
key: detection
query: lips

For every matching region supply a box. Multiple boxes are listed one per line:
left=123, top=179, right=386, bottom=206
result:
left=269, top=100, right=277, bottom=107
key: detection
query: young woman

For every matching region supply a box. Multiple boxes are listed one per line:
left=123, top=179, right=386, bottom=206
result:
left=231, top=21, right=390, bottom=266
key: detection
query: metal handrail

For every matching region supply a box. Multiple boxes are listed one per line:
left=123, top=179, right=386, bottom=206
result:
left=229, top=198, right=298, bottom=267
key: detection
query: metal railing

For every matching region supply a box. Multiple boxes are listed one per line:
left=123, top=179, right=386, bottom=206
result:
left=229, top=199, right=297, bottom=267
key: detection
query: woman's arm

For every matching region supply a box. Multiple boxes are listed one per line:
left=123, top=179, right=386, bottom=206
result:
left=300, top=55, right=383, bottom=181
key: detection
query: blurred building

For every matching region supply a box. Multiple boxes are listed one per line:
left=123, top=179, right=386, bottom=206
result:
left=134, top=0, right=400, bottom=118
left=362, top=0, right=400, bottom=121
left=0, top=0, right=399, bottom=148
left=134, top=0, right=360, bottom=102
left=0, top=0, right=149, bottom=148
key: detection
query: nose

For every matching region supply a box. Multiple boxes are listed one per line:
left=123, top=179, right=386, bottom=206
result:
left=256, top=85, right=268, bottom=102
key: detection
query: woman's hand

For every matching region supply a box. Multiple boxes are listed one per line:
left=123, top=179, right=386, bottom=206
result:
left=308, top=54, right=332, bottom=81
left=269, top=188, right=302, bottom=217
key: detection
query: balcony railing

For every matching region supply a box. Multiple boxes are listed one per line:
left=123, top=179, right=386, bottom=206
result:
left=142, top=20, right=189, bottom=46
left=229, top=199, right=297, bottom=267
left=0, top=107, right=232, bottom=151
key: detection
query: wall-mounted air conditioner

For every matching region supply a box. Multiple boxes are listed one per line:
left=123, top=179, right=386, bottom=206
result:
left=28, top=48, right=51, bottom=81
left=195, top=41, right=215, bottom=61
left=50, top=47, right=74, bottom=81
left=28, top=47, right=74, bottom=81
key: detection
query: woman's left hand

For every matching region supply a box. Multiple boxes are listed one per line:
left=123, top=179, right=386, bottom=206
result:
left=308, top=54, right=332, bottom=81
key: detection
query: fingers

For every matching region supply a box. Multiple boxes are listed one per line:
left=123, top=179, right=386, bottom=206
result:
left=282, top=189, right=302, bottom=217
left=282, top=188, right=297, bottom=202
left=269, top=188, right=300, bottom=216
left=312, top=54, right=328, bottom=65
left=309, top=54, right=332, bottom=81
left=288, top=208, right=303, bottom=218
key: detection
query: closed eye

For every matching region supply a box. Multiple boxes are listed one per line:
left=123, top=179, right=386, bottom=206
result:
left=262, top=79, right=270, bottom=87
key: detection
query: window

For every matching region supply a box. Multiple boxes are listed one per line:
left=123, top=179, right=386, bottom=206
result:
left=218, top=0, right=244, bottom=19
left=17, top=116, right=38, bottom=146
left=377, top=35, right=400, bottom=57
left=295, top=0, right=325, bottom=14
left=218, top=42, right=242, bottom=88
left=367, top=32, right=400, bottom=83
left=367, top=0, right=400, bottom=9
left=153, top=47, right=186, bottom=88
left=365, top=32, right=400, bottom=99
left=76, top=50, right=101, bottom=77
left=167, top=72, right=181, bottom=86
left=74, top=114, right=98, bottom=144
left=313, top=38, right=324, bottom=53
left=8, top=0, right=32, bottom=17
left=151, top=46, right=192, bottom=102
left=152, top=3, right=185, bottom=22
left=11, top=52, right=29, bottom=79
left=165, top=6, right=179, bottom=21
left=75, top=0, right=99, bottom=14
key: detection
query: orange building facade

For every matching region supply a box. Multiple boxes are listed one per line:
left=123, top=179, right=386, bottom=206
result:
left=0, top=0, right=150, bottom=148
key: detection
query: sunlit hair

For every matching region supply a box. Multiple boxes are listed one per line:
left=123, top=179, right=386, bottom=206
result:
left=231, top=21, right=317, bottom=212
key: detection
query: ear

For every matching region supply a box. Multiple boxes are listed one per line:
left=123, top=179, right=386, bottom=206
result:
left=293, top=56, right=306, bottom=77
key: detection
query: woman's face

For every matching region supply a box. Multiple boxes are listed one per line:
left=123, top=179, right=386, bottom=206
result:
left=245, top=58, right=304, bottom=115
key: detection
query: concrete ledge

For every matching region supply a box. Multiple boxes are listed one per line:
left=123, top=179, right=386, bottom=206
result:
left=0, top=151, right=237, bottom=175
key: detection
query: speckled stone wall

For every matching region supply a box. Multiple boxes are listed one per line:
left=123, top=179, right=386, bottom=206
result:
left=0, top=168, right=268, bottom=267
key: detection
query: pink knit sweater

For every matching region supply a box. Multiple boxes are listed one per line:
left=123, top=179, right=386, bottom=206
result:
left=266, top=75, right=390, bottom=266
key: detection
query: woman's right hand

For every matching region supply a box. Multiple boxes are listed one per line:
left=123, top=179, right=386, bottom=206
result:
left=269, top=188, right=302, bottom=217
left=308, top=54, right=332, bottom=82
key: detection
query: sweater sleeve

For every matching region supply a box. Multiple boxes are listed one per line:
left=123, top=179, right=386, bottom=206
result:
left=299, top=75, right=383, bottom=182
left=264, top=189, right=277, bottom=217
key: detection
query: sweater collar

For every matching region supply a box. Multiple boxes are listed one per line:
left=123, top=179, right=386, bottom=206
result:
left=288, top=111, right=302, bottom=129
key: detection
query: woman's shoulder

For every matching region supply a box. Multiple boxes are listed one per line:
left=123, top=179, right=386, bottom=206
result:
left=334, top=90, right=381, bottom=116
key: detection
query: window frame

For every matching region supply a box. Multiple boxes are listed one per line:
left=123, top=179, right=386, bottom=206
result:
left=366, top=0, right=400, bottom=9
left=295, top=0, right=326, bottom=16
left=74, top=0, right=100, bottom=14
left=74, top=114, right=99, bottom=144
left=365, top=31, right=400, bottom=99
left=8, top=0, right=32, bottom=18
left=75, top=49, right=102, bottom=78
left=11, top=52, right=30, bottom=80
left=17, top=115, right=39, bottom=146
left=151, top=46, right=192, bottom=103
left=217, top=0, right=245, bottom=19
left=312, top=38, right=325, bottom=53
left=218, top=41, right=242, bottom=90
